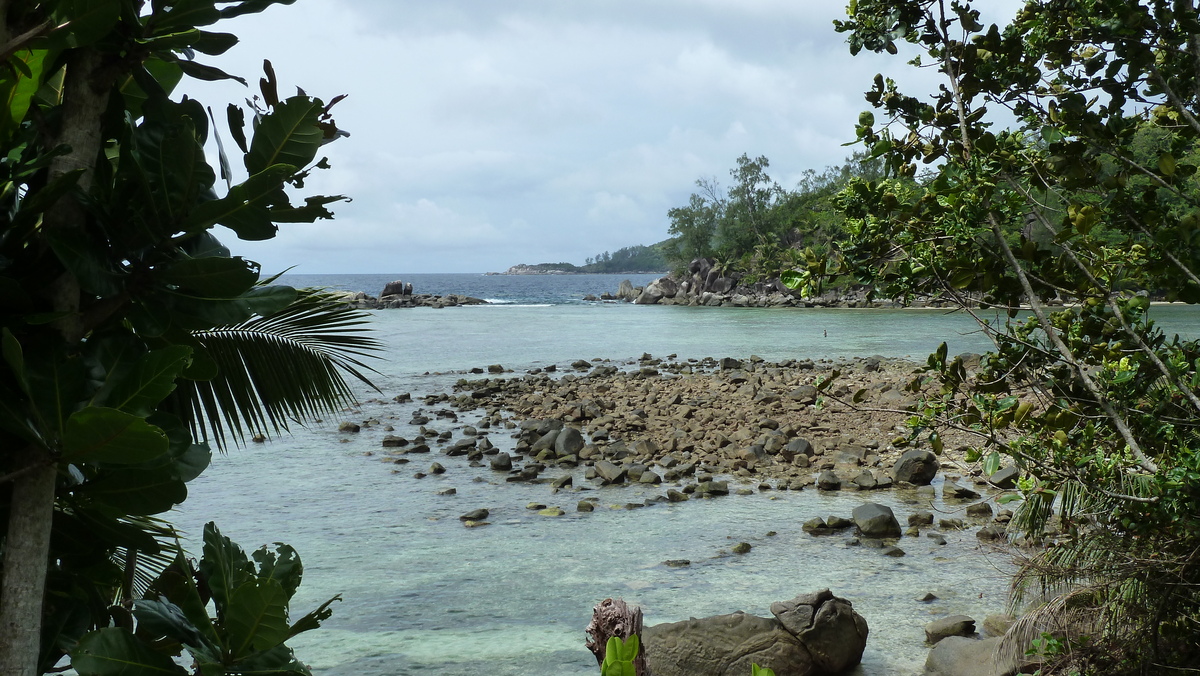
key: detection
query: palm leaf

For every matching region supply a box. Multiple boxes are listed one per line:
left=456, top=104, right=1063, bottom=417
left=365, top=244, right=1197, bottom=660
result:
left=177, top=289, right=381, bottom=450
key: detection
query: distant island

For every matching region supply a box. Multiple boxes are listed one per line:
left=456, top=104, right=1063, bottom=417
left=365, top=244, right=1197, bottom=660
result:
left=495, top=242, right=669, bottom=275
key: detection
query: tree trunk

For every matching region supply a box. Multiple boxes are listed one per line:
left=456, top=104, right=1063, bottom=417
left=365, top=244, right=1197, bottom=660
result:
left=0, top=448, right=56, bottom=676
left=586, top=597, right=648, bottom=676
left=0, top=45, right=112, bottom=676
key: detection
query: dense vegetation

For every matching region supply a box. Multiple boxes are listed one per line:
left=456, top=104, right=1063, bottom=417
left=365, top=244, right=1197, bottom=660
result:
left=662, top=152, right=884, bottom=292
left=832, top=0, right=1200, bottom=672
left=0, top=2, right=376, bottom=675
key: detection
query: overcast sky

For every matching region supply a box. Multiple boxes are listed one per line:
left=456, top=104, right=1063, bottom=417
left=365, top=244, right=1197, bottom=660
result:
left=188, top=0, right=1020, bottom=274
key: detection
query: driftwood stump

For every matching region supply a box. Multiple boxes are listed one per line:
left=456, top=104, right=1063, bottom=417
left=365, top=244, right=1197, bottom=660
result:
left=586, top=597, right=648, bottom=676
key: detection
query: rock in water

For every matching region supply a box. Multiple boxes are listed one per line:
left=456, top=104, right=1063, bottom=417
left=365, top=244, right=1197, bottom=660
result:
left=643, top=590, right=868, bottom=676
left=852, top=503, right=902, bottom=538
left=893, top=449, right=939, bottom=485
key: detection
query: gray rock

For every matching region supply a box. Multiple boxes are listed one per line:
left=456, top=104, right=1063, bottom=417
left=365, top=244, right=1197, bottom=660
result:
left=892, top=449, right=939, bottom=485
left=555, top=426, right=585, bottom=456
left=490, top=453, right=513, bottom=471
left=925, top=635, right=1037, bottom=676
left=851, top=503, right=902, bottom=538
left=925, top=615, right=976, bottom=644
left=594, top=460, right=627, bottom=484
left=644, top=591, right=867, bottom=676
left=788, top=385, right=820, bottom=404
left=459, top=508, right=489, bottom=521
left=908, top=510, right=934, bottom=526
left=988, top=465, right=1019, bottom=489
left=817, top=471, right=842, bottom=491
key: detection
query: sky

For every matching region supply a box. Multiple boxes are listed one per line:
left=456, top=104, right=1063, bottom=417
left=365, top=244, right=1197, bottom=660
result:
left=186, top=0, right=1021, bottom=274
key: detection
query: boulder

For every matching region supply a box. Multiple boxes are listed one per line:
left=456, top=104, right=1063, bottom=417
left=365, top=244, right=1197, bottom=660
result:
left=988, top=465, right=1019, bottom=489
left=925, top=615, right=976, bottom=644
left=643, top=590, right=868, bottom=676
left=851, top=503, right=902, bottom=538
left=555, top=427, right=585, bottom=456
left=924, top=636, right=1036, bottom=676
left=892, top=449, right=939, bottom=485
left=594, top=460, right=627, bottom=484
left=616, top=279, right=637, bottom=302
left=646, top=276, right=679, bottom=298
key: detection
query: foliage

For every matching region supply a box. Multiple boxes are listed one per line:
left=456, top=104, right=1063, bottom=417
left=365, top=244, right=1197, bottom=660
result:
left=750, top=664, right=776, bottom=676
left=0, top=1, right=377, bottom=674
left=664, top=152, right=883, bottom=290
left=66, top=522, right=338, bottom=676
left=600, top=635, right=639, bottom=676
left=835, top=0, right=1200, bottom=671
left=582, top=243, right=669, bottom=273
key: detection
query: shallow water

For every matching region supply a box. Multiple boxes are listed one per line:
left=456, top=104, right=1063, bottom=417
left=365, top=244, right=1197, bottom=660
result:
left=171, top=296, right=1200, bottom=675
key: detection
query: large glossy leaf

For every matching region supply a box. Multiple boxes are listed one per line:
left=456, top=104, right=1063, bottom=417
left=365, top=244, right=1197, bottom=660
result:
left=161, top=256, right=259, bottom=297
left=47, top=0, right=122, bottom=49
left=245, top=96, right=324, bottom=175
left=146, top=553, right=219, bottom=655
left=184, top=164, right=295, bottom=240
left=63, top=407, right=169, bottom=464
left=119, top=58, right=185, bottom=119
left=166, top=284, right=297, bottom=330
left=148, top=0, right=221, bottom=32
left=225, top=577, right=289, bottom=658
left=102, top=345, right=192, bottom=416
left=179, top=290, right=378, bottom=449
left=132, top=99, right=216, bottom=233
left=1, top=49, right=48, bottom=143
left=252, top=543, right=302, bottom=599
left=220, top=0, right=298, bottom=20
left=70, top=627, right=187, bottom=676
left=45, top=226, right=120, bottom=296
left=79, top=466, right=187, bottom=515
left=286, top=594, right=340, bottom=639
left=200, top=522, right=253, bottom=610
left=26, top=346, right=88, bottom=436
left=133, top=598, right=218, bottom=657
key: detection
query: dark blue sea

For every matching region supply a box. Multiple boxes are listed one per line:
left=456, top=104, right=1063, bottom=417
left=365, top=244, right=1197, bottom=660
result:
left=277, top=272, right=664, bottom=305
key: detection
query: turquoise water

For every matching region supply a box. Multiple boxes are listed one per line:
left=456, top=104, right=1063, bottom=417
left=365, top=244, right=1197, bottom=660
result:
left=172, top=298, right=1200, bottom=675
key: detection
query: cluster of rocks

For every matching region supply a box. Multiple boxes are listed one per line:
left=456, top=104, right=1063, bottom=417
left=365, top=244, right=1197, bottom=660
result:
left=334, top=280, right=487, bottom=309
left=596, top=258, right=966, bottom=308
left=359, top=354, right=1025, bottom=547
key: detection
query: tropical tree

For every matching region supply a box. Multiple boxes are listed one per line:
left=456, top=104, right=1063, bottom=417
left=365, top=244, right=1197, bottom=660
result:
left=0, top=2, right=377, bottom=675
left=832, top=0, right=1200, bottom=671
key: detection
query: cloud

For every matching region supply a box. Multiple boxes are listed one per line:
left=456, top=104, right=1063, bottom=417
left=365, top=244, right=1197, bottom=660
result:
left=185, top=0, right=1026, bottom=273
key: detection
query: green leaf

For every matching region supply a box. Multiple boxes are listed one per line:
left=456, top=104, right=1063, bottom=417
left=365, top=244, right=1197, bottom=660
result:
left=246, top=96, right=325, bottom=175
left=184, top=165, right=295, bottom=240
left=162, top=256, right=260, bottom=297
left=200, top=522, right=253, bottom=610
left=220, top=0, right=299, bottom=20
left=146, top=553, right=220, bottom=653
left=176, top=59, right=248, bottom=85
left=70, top=627, right=187, bottom=676
left=0, top=49, right=48, bottom=143
left=133, top=598, right=215, bottom=655
left=45, top=226, right=119, bottom=296
left=48, top=0, right=122, bottom=49
left=103, top=346, right=192, bottom=416
left=983, top=451, right=1001, bottom=477
left=148, top=0, right=221, bottom=32
left=63, top=407, right=170, bottom=465
left=1159, top=153, right=1177, bottom=177
left=779, top=269, right=804, bottom=289
left=252, top=544, right=303, bottom=599
left=286, top=594, right=340, bottom=639
left=80, top=466, right=187, bottom=515
left=2, top=328, right=29, bottom=395
left=225, top=577, right=290, bottom=658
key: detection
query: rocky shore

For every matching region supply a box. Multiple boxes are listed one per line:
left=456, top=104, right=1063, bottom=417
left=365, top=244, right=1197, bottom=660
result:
left=333, top=279, right=487, bottom=309
left=594, top=257, right=1006, bottom=309
left=345, top=353, right=1037, bottom=675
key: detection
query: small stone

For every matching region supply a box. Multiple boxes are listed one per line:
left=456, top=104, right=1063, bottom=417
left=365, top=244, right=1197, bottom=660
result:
left=459, top=508, right=489, bottom=521
left=917, top=592, right=939, bottom=603
left=435, top=487, right=456, bottom=496
left=338, top=421, right=361, bottom=433
left=526, top=502, right=547, bottom=510
left=926, top=533, right=948, bottom=545
left=430, top=462, right=446, bottom=474
left=577, top=501, right=595, bottom=512
left=462, top=520, right=490, bottom=528
left=538, top=507, right=565, bottom=517
left=925, top=615, right=976, bottom=644
left=882, top=545, right=905, bottom=557
left=966, top=502, right=995, bottom=518
left=732, top=542, right=752, bottom=554
left=664, top=559, right=691, bottom=568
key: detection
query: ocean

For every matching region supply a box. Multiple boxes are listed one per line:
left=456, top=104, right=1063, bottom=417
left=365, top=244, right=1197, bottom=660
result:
left=171, top=274, right=1200, bottom=675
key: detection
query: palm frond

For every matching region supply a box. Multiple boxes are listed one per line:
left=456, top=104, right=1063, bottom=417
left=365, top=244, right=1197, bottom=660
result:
left=178, top=289, right=382, bottom=450
left=106, top=515, right=185, bottom=602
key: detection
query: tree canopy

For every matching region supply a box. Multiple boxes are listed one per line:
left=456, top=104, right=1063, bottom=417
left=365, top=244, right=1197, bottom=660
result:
left=833, top=0, right=1200, bottom=671
left=0, top=2, right=377, bottom=675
